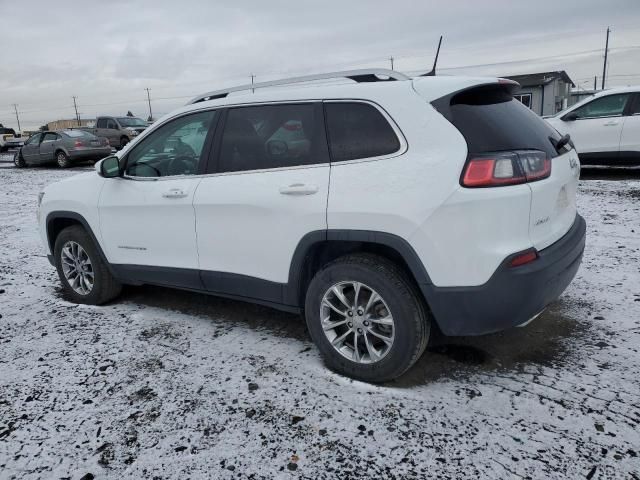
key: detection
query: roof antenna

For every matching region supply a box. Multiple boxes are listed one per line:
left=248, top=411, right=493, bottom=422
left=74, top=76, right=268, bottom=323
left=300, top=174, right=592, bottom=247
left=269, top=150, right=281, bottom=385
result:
left=422, top=35, right=443, bottom=77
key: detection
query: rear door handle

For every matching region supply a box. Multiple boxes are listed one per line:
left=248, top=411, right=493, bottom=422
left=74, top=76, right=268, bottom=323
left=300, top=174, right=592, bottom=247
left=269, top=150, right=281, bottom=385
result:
left=603, top=121, right=619, bottom=126
left=279, top=183, right=319, bottom=196
left=162, top=188, right=187, bottom=198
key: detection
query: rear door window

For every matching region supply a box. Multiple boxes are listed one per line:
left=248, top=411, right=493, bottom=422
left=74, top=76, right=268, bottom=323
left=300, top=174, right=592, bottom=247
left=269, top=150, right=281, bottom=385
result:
left=217, top=103, right=328, bottom=173
left=324, top=102, right=401, bottom=162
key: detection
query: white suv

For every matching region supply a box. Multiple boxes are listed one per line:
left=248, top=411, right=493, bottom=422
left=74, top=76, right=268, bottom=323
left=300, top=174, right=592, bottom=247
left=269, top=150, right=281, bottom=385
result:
left=546, top=86, right=640, bottom=165
left=38, top=69, right=586, bottom=382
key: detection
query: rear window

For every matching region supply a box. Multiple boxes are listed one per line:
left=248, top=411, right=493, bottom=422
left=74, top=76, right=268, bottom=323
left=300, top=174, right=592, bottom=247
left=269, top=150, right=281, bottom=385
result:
left=433, top=85, right=562, bottom=158
left=63, top=130, right=94, bottom=138
left=325, top=102, right=401, bottom=162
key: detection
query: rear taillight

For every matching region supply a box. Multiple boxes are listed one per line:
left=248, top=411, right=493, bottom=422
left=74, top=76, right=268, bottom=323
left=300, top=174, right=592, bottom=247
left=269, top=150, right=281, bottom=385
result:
left=461, top=150, right=551, bottom=188
left=74, top=140, right=84, bottom=147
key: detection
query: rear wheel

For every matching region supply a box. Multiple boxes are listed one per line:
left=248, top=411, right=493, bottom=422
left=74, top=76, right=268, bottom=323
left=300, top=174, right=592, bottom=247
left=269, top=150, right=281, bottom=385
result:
left=120, top=137, right=129, bottom=149
left=54, top=225, right=122, bottom=305
left=56, top=151, right=70, bottom=168
left=305, top=254, right=430, bottom=383
left=14, top=150, right=26, bottom=168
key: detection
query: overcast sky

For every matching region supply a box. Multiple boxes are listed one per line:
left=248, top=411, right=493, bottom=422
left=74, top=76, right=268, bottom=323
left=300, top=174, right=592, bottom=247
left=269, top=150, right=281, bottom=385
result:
left=1, top=0, right=639, bottom=130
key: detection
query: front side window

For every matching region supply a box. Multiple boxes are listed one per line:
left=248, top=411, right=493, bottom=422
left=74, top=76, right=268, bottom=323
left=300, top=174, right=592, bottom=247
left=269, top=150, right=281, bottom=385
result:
left=106, top=119, right=118, bottom=130
left=26, top=133, right=42, bottom=145
left=125, top=110, right=217, bottom=177
left=218, top=103, right=328, bottom=173
left=324, top=102, right=401, bottom=162
left=572, top=94, right=631, bottom=119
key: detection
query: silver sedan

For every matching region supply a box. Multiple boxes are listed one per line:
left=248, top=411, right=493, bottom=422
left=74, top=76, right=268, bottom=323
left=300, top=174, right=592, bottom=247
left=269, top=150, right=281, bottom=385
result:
left=14, top=130, right=112, bottom=168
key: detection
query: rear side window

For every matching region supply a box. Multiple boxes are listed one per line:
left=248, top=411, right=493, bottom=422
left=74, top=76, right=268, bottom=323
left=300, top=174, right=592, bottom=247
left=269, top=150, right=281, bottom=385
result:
left=218, top=103, right=328, bottom=173
left=433, top=85, right=562, bottom=158
left=324, top=102, right=400, bottom=162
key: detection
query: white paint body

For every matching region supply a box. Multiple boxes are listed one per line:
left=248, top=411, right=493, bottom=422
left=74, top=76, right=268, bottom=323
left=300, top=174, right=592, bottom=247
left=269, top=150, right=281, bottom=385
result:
left=39, top=74, right=580, bottom=288
left=546, top=86, right=640, bottom=156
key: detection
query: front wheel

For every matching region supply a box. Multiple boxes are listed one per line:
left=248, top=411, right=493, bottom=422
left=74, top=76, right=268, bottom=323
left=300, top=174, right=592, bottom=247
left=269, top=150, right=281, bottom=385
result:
left=14, top=150, right=26, bottom=168
left=120, top=137, right=129, bottom=149
left=305, top=254, right=430, bottom=383
left=54, top=225, right=122, bottom=305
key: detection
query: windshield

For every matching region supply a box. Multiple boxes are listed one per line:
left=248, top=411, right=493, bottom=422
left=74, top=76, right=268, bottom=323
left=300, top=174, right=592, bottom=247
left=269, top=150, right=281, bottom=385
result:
left=117, top=117, right=147, bottom=127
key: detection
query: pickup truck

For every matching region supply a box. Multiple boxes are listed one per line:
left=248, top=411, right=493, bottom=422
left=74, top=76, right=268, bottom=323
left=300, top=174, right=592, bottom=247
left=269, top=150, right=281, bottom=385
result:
left=80, top=116, right=148, bottom=149
left=0, top=125, right=21, bottom=152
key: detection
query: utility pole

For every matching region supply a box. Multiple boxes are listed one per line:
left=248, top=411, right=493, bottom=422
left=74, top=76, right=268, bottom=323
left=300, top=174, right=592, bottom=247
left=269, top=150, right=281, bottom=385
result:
left=145, top=88, right=153, bottom=121
left=72, top=96, right=80, bottom=126
left=12, top=104, right=21, bottom=132
left=250, top=73, right=255, bottom=93
left=389, top=56, right=394, bottom=70
left=602, top=27, right=610, bottom=90
left=594, top=76, right=597, bottom=91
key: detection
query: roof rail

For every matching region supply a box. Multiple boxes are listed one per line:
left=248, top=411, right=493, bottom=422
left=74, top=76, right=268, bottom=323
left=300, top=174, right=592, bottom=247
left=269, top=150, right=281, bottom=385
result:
left=187, top=68, right=410, bottom=105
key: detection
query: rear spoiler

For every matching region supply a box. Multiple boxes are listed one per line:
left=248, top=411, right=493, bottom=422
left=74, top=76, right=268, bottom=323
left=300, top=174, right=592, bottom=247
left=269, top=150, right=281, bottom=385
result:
left=431, top=81, right=521, bottom=122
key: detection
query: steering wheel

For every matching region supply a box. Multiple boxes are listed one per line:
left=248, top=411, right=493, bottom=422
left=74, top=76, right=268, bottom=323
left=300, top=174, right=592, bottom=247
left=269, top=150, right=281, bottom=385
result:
left=167, top=156, right=197, bottom=176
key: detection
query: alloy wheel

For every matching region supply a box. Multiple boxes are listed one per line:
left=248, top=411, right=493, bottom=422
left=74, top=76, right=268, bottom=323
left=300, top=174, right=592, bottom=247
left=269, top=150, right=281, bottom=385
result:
left=320, top=281, right=395, bottom=364
left=60, top=241, right=94, bottom=295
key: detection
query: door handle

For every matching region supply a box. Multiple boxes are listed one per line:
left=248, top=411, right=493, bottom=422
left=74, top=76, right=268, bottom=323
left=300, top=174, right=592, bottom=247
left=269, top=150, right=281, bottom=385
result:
left=162, top=188, right=188, bottom=198
left=279, top=183, right=319, bottom=196
left=603, top=121, right=619, bottom=126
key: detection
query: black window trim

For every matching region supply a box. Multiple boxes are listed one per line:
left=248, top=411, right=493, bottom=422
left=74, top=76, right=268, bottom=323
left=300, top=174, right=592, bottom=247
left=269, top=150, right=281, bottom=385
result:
left=120, top=107, right=221, bottom=181
left=629, top=92, right=640, bottom=116
left=205, top=101, right=330, bottom=176
left=322, top=99, right=407, bottom=165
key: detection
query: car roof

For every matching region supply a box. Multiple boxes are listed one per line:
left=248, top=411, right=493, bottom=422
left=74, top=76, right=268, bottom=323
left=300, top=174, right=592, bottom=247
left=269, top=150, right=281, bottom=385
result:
left=167, top=74, right=503, bottom=120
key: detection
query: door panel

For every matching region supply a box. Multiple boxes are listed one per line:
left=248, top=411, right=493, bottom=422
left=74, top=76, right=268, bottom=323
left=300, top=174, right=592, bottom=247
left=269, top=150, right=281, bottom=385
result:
left=194, top=102, right=330, bottom=286
left=619, top=95, right=640, bottom=156
left=21, top=134, right=42, bottom=163
left=194, top=166, right=329, bottom=284
left=99, top=177, right=202, bottom=270
left=562, top=117, right=625, bottom=154
left=98, top=109, right=218, bottom=277
left=39, top=133, right=58, bottom=162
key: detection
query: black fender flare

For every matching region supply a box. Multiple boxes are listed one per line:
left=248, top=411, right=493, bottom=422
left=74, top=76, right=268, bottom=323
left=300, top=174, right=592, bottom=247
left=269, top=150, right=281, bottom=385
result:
left=284, top=229, right=434, bottom=306
left=45, top=211, right=116, bottom=277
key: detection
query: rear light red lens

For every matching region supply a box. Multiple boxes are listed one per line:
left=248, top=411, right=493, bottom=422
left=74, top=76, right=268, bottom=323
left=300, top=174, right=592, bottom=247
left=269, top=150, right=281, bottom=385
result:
left=461, top=150, right=550, bottom=188
left=510, top=250, right=538, bottom=267
left=74, top=140, right=84, bottom=147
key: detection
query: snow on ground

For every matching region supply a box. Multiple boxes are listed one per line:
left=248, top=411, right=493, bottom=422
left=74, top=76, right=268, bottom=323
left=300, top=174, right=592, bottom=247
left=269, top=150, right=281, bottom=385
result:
left=0, top=159, right=639, bottom=479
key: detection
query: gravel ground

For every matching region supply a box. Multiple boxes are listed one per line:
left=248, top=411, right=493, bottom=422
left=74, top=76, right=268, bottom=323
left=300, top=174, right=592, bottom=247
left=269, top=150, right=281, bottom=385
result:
left=0, top=159, right=639, bottom=479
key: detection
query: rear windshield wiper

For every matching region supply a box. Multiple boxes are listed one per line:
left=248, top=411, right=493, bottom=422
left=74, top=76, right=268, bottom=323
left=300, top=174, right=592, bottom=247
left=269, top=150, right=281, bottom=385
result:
left=550, top=134, right=572, bottom=154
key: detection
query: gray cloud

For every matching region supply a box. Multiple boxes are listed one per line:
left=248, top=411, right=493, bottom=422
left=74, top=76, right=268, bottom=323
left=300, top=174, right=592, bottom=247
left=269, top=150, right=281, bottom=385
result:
left=1, top=0, right=639, bottom=129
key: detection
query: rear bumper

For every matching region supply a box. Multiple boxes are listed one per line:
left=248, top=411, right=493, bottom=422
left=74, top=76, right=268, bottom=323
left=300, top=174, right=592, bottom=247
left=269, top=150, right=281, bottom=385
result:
left=424, top=214, right=586, bottom=336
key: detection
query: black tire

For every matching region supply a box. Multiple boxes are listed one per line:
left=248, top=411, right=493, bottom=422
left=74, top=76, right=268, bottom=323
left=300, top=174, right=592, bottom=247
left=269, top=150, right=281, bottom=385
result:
left=55, top=150, right=71, bottom=168
left=120, top=137, right=129, bottom=149
left=14, top=150, right=26, bottom=168
left=54, top=225, right=122, bottom=305
left=304, top=253, right=430, bottom=383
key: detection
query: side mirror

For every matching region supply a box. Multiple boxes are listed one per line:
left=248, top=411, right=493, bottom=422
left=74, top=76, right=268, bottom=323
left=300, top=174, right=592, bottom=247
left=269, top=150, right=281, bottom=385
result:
left=563, top=112, right=578, bottom=121
left=97, top=155, right=122, bottom=178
